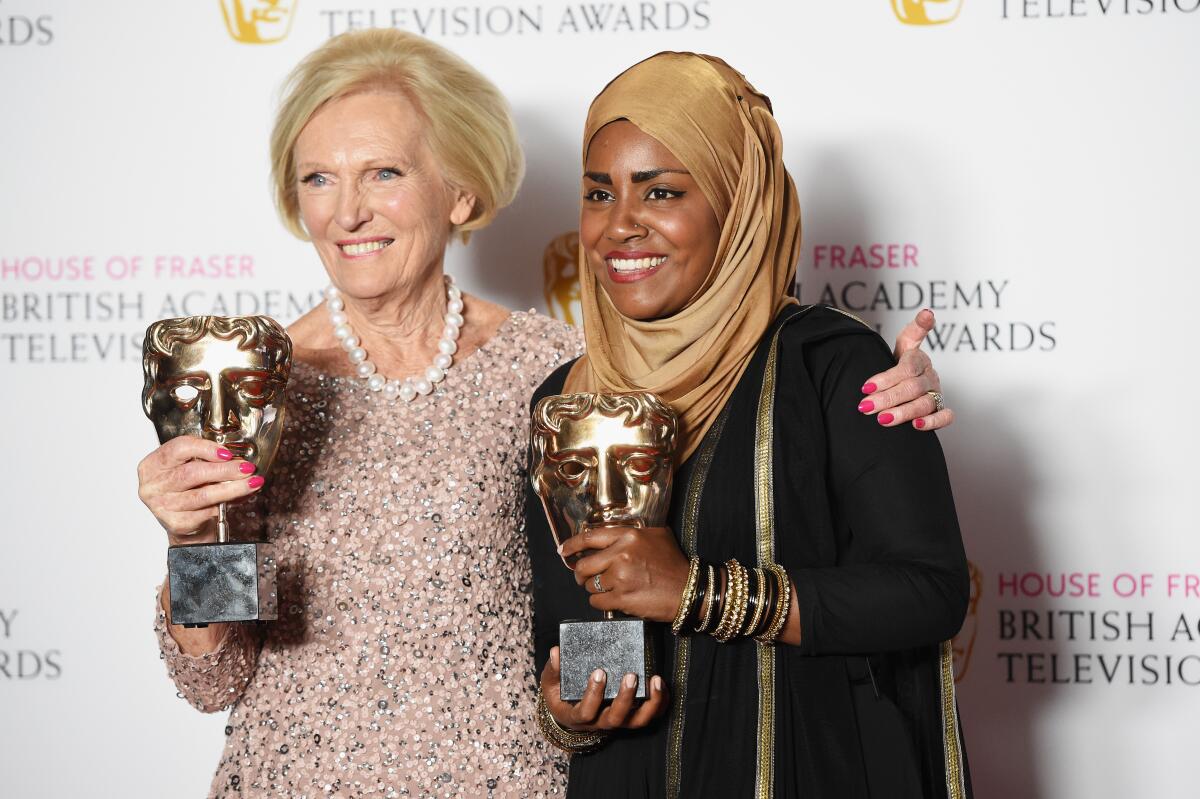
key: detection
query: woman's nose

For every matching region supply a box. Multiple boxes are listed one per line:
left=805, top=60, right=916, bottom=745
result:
left=606, top=198, right=646, bottom=242
left=335, top=183, right=371, bottom=231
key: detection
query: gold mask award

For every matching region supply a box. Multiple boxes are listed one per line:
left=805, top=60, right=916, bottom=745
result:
left=531, top=393, right=678, bottom=700
left=141, top=316, right=292, bottom=627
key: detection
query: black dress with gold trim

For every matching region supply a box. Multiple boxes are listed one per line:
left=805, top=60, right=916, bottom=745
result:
left=526, top=305, right=973, bottom=799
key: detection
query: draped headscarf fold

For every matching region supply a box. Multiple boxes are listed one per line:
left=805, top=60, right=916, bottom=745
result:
left=563, top=52, right=801, bottom=463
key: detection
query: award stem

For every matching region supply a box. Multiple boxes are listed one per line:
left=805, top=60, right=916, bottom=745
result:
left=217, top=502, right=229, bottom=544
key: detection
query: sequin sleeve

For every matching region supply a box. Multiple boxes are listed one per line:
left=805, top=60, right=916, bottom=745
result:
left=154, top=595, right=263, bottom=713
left=152, top=495, right=267, bottom=713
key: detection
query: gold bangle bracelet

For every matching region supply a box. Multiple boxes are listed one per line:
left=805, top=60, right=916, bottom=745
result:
left=671, top=555, right=702, bottom=634
left=695, top=563, right=718, bottom=633
left=711, top=560, right=738, bottom=641
left=731, top=561, right=751, bottom=639
left=713, top=559, right=749, bottom=642
left=757, top=564, right=792, bottom=645
left=743, top=566, right=769, bottom=638
left=535, top=688, right=608, bottom=753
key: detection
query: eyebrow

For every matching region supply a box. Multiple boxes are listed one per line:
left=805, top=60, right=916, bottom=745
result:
left=584, top=168, right=690, bottom=185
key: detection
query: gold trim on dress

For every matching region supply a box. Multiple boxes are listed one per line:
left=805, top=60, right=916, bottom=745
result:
left=940, top=639, right=967, bottom=799
left=666, top=409, right=729, bottom=799
left=751, top=326, right=785, bottom=799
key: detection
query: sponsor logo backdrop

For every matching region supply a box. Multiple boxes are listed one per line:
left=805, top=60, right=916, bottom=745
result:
left=1, top=1, right=1195, bottom=796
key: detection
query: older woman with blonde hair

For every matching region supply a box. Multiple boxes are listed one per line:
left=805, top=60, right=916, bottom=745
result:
left=137, top=29, right=953, bottom=798
left=138, top=29, right=579, bottom=796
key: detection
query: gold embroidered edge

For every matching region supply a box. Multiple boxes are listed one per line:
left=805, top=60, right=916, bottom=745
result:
left=752, top=326, right=785, bottom=799
left=665, top=408, right=729, bottom=799
left=940, top=639, right=967, bottom=799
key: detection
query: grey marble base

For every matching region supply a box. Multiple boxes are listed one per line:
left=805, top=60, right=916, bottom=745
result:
left=559, top=618, right=650, bottom=701
left=167, top=542, right=278, bottom=627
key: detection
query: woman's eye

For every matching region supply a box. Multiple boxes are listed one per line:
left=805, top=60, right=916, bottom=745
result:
left=648, top=188, right=682, bottom=201
left=300, top=173, right=327, bottom=187
left=584, top=189, right=613, bottom=202
left=171, top=385, right=199, bottom=404
left=377, top=168, right=401, bottom=180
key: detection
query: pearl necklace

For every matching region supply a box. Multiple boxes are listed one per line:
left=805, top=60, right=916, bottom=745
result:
left=324, top=275, right=464, bottom=402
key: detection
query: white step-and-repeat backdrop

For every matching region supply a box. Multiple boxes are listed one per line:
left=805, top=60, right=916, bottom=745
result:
left=2, top=1, right=1197, bottom=796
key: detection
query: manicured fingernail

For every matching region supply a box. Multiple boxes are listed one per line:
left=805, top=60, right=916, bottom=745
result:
left=592, top=669, right=606, bottom=684
left=858, top=400, right=874, bottom=413
left=247, top=476, right=265, bottom=489
left=623, top=673, right=636, bottom=689
left=216, top=447, right=233, bottom=461
left=914, top=418, right=926, bottom=429
left=652, top=676, right=663, bottom=691
left=878, top=413, right=894, bottom=425
left=239, top=462, right=256, bottom=474
left=862, top=382, right=877, bottom=394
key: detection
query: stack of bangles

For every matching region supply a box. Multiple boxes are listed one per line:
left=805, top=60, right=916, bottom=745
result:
left=536, top=685, right=609, bottom=753
left=670, top=556, right=792, bottom=644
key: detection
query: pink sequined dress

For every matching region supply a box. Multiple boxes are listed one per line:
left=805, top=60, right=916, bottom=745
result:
left=155, top=311, right=582, bottom=798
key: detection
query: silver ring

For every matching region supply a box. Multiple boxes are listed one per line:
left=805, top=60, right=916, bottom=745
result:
left=927, top=390, right=945, bottom=413
left=593, top=574, right=606, bottom=593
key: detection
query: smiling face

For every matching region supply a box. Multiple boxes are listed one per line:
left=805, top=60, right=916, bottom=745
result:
left=531, top=393, right=677, bottom=565
left=293, top=90, right=476, bottom=302
left=580, top=120, right=722, bottom=321
left=143, top=317, right=291, bottom=472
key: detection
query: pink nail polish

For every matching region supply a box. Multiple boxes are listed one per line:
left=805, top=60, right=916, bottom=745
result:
left=914, top=418, right=926, bottom=429
left=247, top=476, right=265, bottom=489
left=216, top=447, right=233, bottom=461
left=239, top=462, right=257, bottom=474
left=858, top=400, right=874, bottom=413
left=878, top=413, right=894, bottom=425
left=862, top=382, right=877, bottom=394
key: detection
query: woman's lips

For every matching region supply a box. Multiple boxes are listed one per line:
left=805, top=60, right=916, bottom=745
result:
left=337, top=238, right=394, bottom=258
left=605, top=253, right=667, bottom=283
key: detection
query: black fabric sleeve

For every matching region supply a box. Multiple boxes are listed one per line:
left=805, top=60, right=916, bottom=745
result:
left=779, top=326, right=969, bottom=656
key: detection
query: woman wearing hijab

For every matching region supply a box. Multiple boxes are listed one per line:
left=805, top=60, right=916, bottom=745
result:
left=526, top=52, right=971, bottom=798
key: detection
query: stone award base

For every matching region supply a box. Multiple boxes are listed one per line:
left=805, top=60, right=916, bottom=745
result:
left=167, top=541, right=278, bottom=627
left=559, top=617, right=651, bottom=701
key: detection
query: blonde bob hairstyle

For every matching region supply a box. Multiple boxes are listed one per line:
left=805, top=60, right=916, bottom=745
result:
left=269, top=28, right=524, bottom=243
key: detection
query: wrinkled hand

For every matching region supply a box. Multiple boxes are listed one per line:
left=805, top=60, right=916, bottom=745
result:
left=136, top=435, right=264, bottom=546
left=539, top=645, right=669, bottom=732
left=560, top=525, right=690, bottom=623
left=858, top=309, right=956, bottom=431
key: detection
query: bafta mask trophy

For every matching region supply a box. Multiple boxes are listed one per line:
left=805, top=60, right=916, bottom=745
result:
left=142, top=315, right=292, bottom=627
left=531, top=392, right=678, bottom=700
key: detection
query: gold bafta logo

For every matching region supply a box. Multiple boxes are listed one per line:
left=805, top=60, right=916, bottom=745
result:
left=951, top=560, right=981, bottom=683
left=891, top=0, right=963, bottom=25
left=221, top=0, right=297, bottom=44
left=543, top=231, right=582, bottom=327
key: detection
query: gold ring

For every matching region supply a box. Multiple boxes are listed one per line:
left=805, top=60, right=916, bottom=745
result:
left=927, top=390, right=945, bottom=413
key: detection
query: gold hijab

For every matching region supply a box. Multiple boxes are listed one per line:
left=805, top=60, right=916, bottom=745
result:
left=563, top=52, right=801, bottom=463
